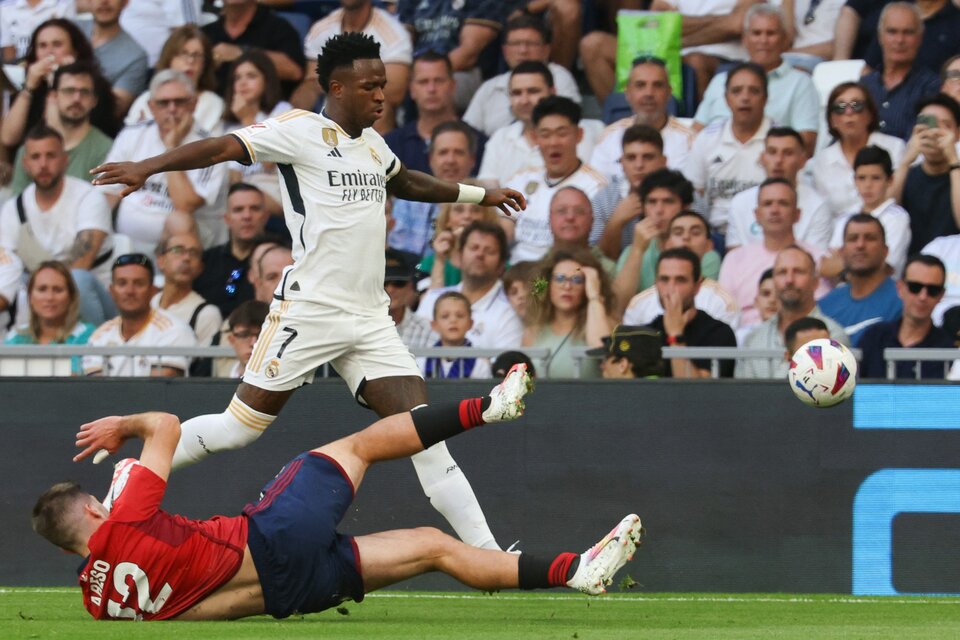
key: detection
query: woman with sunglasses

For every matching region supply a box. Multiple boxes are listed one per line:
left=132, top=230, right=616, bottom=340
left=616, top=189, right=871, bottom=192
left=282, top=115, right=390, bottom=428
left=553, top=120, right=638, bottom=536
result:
left=811, top=82, right=905, bottom=217
left=521, top=248, right=615, bottom=379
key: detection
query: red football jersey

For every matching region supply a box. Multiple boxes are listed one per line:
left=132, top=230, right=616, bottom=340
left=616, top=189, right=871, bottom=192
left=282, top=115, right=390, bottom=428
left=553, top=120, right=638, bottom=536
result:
left=78, top=463, right=248, bottom=620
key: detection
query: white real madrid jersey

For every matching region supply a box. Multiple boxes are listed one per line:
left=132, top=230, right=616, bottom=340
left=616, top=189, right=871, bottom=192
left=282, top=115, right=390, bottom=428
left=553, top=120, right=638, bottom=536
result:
left=231, top=109, right=402, bottom=315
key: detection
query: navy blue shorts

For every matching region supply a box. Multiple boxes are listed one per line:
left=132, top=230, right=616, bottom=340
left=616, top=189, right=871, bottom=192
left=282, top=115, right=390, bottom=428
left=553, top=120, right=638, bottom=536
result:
left=243, top=451, right=364, bottom=618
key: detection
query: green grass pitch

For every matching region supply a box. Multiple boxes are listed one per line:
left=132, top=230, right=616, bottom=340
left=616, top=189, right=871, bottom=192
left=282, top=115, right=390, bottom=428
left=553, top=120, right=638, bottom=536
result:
left=4, top=588, right=960, bottom=639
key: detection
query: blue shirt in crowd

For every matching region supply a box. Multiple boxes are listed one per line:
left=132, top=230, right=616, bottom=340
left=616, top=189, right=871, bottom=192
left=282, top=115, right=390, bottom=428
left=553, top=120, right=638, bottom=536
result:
left=817, top=278, right=903, bottom=345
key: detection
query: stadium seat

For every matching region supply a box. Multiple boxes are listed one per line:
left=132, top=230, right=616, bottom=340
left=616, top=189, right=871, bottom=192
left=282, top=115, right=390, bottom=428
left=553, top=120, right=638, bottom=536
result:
left=811, top=59, right=867, bottom=152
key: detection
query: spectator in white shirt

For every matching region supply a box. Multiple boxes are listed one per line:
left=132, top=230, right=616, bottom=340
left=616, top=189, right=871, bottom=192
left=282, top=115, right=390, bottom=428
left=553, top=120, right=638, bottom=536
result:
left=151, top=231, right=223, bottom=347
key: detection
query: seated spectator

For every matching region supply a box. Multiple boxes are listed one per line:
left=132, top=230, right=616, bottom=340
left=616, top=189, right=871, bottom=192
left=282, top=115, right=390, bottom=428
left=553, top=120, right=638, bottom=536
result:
left=644, top=247, right=738, bottom=378
left=825, top=146, right=911, bottom=277
left=693, top=4, right=819, bottom=153
left=861, top=3, right=941, bottom=140
left=247, top=240, right=293, bottom=303
left=859, top=254, right=954, bottom=378
left=152, top=231, right=223, bottom=347
left=783, top=316, right=831, bottom=361
left=589, top=324, right=665, bottom=380
left=0, top=125, right=116, bottom=324
left=858, top=0, right=960, bottom=76
left=505, top=96, right=607, bottom=262
left=385, top=248, right=434, bottom=350
left=464, top=14, right=581, bottom=137
left=832, top=0, right=890, bottom=63
left=818, top=215, right=903, bottom=345
left=502, top=260, right=539, bottom=325
left=0, top=247, right=22, bottom=331
left=811, top=82, right=905, bottom=218
left=0, top=0, right=74, bottom=62
left=891, top=93, right=960, bottom=255
left=719, top=179, right=830, bottom=326
left=118, top=0, right=201, bottom=68
left=682, top=62, right=770, bottom=235
left=944, top=54, right=960, bottom=104
left=3, top=260, right=94, bottom=375
left=418, top=291, right=492, bottom=379
left=202, top=0, right=305, bottom=98
left=223, top=299, right=269, bottom=378
left=420, top=188, right=501, bottom=289
left=547, top=186, right=616, bottom=277
left=1, top=19, right=117, bottom=149
left=522, top=248, right=615, bottom=379
left=84, top=254, right=197, bottom=377
left=388, top=121, right=479, bottom=257
left=221, top=50, right=292, bottom=220
left=78, top=0, right=149, bottom=117
left=124, top=26, right=225, bottom=134
left=511, top=0, right=581, bottom=71
left=735, top=267, right=778, bottom=343
left=609, top=169, right=694, bottom=313
left=491, top=349, right=537, bottom=379
left=8, top=62, right=114, bottom=195
left=103, top=70, right=229, bottom=254
left=590, top=124, right=667, bottom=259
left=193, top=183, right=269, bottom=319
left=398, top=0, right=501, bottom=110
left=782, top=0, right=845, bottom=70
left=623, top=211, right=738, bottom=330
left=920, top=231, right=960, bottom=325
left=477, top=61, right=600, bottom=187
left=737, top=246, right=849, bottom=379
left=417, top=221, right=523, bottom=350
left=384, top=52, right=486, bottom=176
left=588, top=57, right=694, bottom=183
left=295, top=0, right=412, bottom=132
left=726, top=127, right=833, bottom=252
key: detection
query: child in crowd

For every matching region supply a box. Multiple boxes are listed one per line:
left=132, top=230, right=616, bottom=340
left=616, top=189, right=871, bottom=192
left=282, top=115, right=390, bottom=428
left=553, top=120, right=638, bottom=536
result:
left=224, top=300, right=269, bottom=378
left=502, top=260, right=540, bottom=325
left=418, top=291, right=491, bottom=379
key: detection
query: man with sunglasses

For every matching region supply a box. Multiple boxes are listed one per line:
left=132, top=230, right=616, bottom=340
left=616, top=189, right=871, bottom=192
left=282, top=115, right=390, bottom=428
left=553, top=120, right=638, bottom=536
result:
left=858, top=254, right=954, bottom=378
left=84, top=253, right=197, bottom=377
left=99, top=69, right=228, bottom=255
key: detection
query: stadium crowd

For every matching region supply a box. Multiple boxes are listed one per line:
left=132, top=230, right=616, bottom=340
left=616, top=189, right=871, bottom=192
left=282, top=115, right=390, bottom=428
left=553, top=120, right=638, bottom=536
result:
left=2, top=0, right=960, bottom=381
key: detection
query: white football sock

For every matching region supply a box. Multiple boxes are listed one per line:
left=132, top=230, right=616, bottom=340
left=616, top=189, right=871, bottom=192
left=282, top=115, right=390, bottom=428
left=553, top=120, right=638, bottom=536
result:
left=172, top=395, right=275, bottom=469
left=410, top=441, right=500, bottom=551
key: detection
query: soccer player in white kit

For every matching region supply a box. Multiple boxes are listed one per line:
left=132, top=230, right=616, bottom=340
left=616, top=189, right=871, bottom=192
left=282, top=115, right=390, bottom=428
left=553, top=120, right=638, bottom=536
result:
left=89, top=33, right=526, bottom=551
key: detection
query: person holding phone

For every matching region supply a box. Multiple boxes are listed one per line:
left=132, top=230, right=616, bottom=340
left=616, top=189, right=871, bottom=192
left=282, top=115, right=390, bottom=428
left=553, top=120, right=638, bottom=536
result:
left=890, top=93, right=960, bottom=255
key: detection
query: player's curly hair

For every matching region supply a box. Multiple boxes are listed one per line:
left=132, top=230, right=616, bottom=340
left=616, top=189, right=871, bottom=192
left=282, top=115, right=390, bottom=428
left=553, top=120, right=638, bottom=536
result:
left=316, top=32, right=381, bottom=92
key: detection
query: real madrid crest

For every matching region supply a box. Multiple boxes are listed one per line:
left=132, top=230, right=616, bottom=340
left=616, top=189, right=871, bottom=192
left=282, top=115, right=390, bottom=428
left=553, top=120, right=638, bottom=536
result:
left=370, top=147, right=382, bottom=166
left=265, top=359, right=281, bottom=379
left=322, top=128, right=339, bottom=147
left=525, top=181, right=539, bottom=195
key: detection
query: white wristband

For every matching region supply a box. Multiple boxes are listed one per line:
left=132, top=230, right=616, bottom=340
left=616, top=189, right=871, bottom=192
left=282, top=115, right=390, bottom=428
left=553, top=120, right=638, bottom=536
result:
left=456, top=183, right=486, bottom=204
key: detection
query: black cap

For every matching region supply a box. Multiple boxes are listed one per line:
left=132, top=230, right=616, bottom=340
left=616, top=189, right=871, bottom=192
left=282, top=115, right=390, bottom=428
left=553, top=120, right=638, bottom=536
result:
left=587, top=325, right=664, bottom=377
left=385, top=249, right=414, bottom=283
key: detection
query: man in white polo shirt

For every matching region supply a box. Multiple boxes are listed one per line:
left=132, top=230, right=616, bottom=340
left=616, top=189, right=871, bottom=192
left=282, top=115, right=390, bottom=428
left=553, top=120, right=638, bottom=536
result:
left=417, top=221, right=522, bottom=350
left=84, top=254, right=197, bottom=377
left=505, top=95, right=607, bottom=262
left=100, top=69, right=227, bottom=254
left=682, top=62, right=770, bottom=236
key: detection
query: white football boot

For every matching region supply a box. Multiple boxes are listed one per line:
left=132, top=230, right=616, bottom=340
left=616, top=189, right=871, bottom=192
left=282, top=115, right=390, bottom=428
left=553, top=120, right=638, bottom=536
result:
left=566, top=514, right=643, bottom=595
left=482, top=363, right=534, bottom=423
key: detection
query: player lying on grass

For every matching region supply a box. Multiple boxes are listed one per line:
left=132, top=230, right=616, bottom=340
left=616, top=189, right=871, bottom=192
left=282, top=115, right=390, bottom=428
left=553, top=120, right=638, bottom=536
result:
left=32, top=365, right=643, bottom=621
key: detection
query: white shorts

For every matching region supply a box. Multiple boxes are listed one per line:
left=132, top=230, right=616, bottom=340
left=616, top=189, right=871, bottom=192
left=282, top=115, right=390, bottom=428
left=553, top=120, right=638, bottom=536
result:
left=243, top=299, right=422, bottom=397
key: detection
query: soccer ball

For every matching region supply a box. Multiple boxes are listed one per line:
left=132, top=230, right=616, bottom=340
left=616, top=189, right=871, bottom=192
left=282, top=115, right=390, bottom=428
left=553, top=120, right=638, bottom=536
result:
left=788, top=338, right=858, bottom=408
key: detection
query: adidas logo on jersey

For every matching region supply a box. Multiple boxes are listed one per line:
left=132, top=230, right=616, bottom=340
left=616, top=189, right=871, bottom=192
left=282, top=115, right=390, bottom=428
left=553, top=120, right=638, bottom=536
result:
left=328, top=148, right=343, bottom=158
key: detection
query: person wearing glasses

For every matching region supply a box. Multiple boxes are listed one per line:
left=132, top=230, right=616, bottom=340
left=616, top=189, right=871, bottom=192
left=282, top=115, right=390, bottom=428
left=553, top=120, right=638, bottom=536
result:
left=943, top=55, right=960, bottom=105
left=84, top=253, right=197, bottom=377
left=521, top=247, right=615, bottom=379
left=224, top=299, right=269, bottom=378
left=811, top=81, right=906, bottom=218
left=77, top=0, right=149, bottom=117
left=152, top=231, right=223, bottom=347
left=102, top=69, right=229, bottom=255
left=858, top=254, right=954, bottom=378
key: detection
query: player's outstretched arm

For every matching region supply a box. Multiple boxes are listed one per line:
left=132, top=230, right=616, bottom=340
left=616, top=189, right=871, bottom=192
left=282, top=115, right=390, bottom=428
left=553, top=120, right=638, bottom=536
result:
left=90, top=135, right=248, bottom=198
left=74, top=412, right=181, bottom=482
left=387, top=165, right=526, bottom=218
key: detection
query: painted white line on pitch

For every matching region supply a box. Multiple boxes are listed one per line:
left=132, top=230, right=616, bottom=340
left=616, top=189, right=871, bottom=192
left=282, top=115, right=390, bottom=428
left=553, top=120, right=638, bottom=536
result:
left=366, top=593, right=960, bottom=605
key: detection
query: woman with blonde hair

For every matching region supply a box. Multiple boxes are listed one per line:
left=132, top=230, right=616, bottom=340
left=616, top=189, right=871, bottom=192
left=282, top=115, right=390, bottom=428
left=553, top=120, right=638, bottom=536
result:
left=124, top=26, right=224, bottom=133
left=5, top=261, right=95, bottom=374
left=420, top=182, right=501, bottom=288
left=522, top=248, right=616, bottom=379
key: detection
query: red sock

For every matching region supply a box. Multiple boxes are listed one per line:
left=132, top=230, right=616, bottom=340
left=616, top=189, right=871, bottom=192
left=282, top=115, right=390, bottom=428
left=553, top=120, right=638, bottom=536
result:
left=548, top=552, right=579, bottom=587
